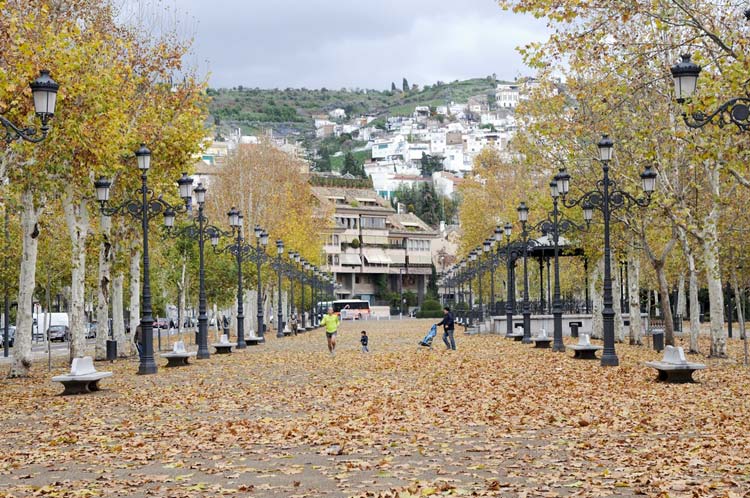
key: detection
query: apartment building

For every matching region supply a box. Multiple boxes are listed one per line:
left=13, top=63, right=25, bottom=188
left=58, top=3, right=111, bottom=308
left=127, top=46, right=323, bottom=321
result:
left=313, top=186, right=438, bottom=305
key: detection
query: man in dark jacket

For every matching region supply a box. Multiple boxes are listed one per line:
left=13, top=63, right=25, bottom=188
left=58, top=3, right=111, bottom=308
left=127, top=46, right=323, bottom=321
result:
left=436, top=307, right=456, bottom=350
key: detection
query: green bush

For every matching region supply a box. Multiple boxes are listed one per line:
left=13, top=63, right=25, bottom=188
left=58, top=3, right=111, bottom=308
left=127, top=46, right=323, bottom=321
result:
left=421, top=299, right=442, bottom=312
left=416, top=309, right=444, bottom=319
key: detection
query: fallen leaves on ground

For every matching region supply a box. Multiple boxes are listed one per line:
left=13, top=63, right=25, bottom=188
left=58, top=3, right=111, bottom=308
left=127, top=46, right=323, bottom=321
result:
left=0, top=320, right=749, bottom=497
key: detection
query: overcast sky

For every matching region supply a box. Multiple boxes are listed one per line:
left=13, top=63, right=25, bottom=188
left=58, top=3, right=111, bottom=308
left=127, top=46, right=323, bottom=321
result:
left=130, top=0, right=549, bottom=90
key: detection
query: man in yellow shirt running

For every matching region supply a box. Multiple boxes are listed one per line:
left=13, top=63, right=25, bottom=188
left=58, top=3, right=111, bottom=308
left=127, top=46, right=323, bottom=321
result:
left=320, top=307, right=340, bottom=356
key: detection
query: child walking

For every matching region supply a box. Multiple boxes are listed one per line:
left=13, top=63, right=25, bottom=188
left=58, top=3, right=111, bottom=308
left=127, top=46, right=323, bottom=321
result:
left=360, top=330, right=369, bottom=353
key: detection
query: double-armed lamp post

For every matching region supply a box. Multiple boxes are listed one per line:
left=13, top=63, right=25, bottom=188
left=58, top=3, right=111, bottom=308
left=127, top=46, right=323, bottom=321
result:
left=274, top=239, right=285, bottom=338
left=211, top=208, right=252, bottom=349
left=163, top=182, right=224, bottom=360
left=94, top=146, right=193, bottom=374
left=555, top=135, right=657, bottom=366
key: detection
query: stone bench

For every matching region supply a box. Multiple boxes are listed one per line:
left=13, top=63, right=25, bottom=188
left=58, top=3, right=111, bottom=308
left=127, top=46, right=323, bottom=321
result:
left=282, top=325, right=293, bottom=337
left=160, top=341, right=197, bottom=367
left=506, top=325, right=525, bottom=341
left=52, top=356, right=112, bottom=395
left=566, top=334, right=603, bottom=359
left=245, top=331, right=264, bottom=346
left=212, top=334, right=235, bottom=354
left=645, top=345, right=706, bottom=383
left=531, top=329, right=552, bottom=349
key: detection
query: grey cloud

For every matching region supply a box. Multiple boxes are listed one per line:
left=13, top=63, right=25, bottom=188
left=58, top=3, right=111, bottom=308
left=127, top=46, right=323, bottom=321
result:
left=168, top=0, right=549, bottom=89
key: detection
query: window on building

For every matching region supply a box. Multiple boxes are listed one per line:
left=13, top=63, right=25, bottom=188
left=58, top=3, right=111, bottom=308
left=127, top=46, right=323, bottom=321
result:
left=361, top=217, right=386, bottom=229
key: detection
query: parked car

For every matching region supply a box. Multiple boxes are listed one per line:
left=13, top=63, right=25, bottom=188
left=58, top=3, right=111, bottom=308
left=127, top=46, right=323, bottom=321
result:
left=153, top=319, right=168, bottom=329
left=2, top=325, right=15, bottom=347
left=47, top=325, right=70, bottom=342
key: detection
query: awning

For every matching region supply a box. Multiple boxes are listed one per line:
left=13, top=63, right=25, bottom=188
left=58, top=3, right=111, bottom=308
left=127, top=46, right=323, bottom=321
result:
left=340, top=253, right=362, bottom=266
left=407, top=253, right=432, bottom=265
left=386, top=250, right=406, bottom=265
left=363, top=248, right=392, bottom=265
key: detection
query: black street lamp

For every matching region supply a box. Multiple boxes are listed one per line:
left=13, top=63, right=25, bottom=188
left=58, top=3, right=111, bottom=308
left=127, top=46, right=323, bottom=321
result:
left=210, top=208, right=251, bottom=349
left=671, top=53, right=750, bottom=130
left=503, top=223, right=514, bottom=337
left=482, top=239, right=497, bottom=319
left=1, top=70, right=59, bottom=144
left=247, top=225, right=269, bottom=338
left=274, top=239, right=285, bottom=338
left=557, top=135, right=657, bottom=366
left=94, top=145, right=192, bottom=374
left=543, top=174, right=588, bottom=352
left=517, top=202, right=533, bottom=344
left=164, top=181, right=219, bottom=360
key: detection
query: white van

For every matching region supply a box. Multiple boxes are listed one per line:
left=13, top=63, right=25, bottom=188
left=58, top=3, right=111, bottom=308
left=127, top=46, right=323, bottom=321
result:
left=33, top=312, right=70, bottom=341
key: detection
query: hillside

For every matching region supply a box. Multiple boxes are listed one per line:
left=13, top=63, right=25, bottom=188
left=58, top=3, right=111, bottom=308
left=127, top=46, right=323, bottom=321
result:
left=207, top=77, right=505, bottom=140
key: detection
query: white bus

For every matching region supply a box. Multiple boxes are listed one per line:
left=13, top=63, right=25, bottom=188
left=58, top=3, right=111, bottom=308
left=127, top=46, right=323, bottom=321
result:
left=332, top=299, right=371, bottom=320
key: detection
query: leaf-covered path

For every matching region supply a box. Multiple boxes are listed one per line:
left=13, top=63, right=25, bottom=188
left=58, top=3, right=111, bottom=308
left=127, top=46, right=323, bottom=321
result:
left=1, top=319, right=749, bottom=497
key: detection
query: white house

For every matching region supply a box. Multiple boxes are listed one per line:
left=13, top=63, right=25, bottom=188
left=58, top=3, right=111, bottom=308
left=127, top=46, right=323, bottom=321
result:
left=329, top=108, right=347, bottom=119
left=496, top=84, right=520, bottom=109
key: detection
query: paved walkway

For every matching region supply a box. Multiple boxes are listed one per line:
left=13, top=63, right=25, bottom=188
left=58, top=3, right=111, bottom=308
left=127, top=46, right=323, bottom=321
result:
left=0, top=320, right=748, bottom=497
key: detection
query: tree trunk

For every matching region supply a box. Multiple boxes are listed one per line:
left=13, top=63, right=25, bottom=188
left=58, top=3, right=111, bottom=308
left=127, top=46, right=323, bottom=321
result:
left=112, top=271, right=127, bottom=357
left=730, top=268, right=747, bottom=365
left=703, top=163, right=726, bottom=357
left=612, top=253, right=625, bottom=343
left=63, top=187, right=90, bottom=360
left=655, top=262, right=675, bottom=346
left=590, top=256, right=603, bottom=339
left=129, top=243, right=141, bottom=353
left=677, top=273, right=686, bottom=319
left=178, top=259, right=186, bottom=340
left=628, top=251, right=642, bottom=345
left=677, top=227, right=701, bottom=353
left=95, top=216, right=112, bottom=360
left=9, top=190, right=42, bottom=377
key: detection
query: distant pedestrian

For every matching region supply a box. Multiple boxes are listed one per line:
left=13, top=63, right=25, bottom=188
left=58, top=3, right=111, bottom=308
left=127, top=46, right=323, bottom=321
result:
left=290, top=312, right=298, bottom=335
left=436, top=306, right=456, bottom=350
left=134, top=324, right=143, bottom=358
left=360, top=330, right=369, bottom=353
left=320, top=307, right=339, bottom=356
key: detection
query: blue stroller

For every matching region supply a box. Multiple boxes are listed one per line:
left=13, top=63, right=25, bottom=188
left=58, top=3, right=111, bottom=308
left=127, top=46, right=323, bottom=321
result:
left=419, top=324, right=438, bottom=348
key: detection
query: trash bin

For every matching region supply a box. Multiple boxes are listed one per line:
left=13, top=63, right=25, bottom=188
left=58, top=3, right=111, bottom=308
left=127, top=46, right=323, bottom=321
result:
left=651, top=328, right=664, bottom=352
left=106, top=340, right=117, bottom=361
left=570, top=323, right=580, bottom=338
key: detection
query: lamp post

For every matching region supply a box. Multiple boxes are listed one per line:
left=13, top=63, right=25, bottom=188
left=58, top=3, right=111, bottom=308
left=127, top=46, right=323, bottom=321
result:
left=248, top=225, right=269, bottom=338
left=275, top=240, right=285, bottom=337
left=543, top=174, right=587, bottom=352
left=671, top=53, right=750, bottom=130
left=486, top=237, right=496, bottom=316
left=164, top=182, right=220, bottom=359
left=1, top=70, right=59, bottom=144
left=557, top=135, right=657, bottom=366
left=287, top=251, right=298, bottom=326
left=517, top=202, right=532, bottom=344
left=503, top=223, right=514, bottom=337
left=472, top=249, right=484, bottom=324
left=94, top=145, right=192, bottom=374
left=210, top=208, right=251, bottom=349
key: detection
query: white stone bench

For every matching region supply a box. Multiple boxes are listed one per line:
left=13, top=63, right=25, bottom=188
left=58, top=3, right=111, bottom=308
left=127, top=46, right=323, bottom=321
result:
left=160, top=341, right=197, bottom=367
left=506, top=324, right=525, bottom=341
left=52, top=356, right=112, bottom=395
left=211, top=334, right=235, bottom=354
left=645, top=346, right=706, bottom=383
left=532, top=329, right=552, bottom=349
left=282, top=325, right=293, bottom=337
left=245, top=330, right=263, bottom=346
left=566, top=334, right=603, bottom=359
